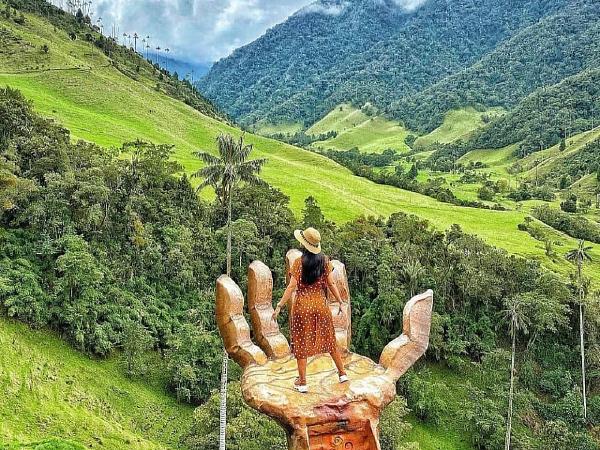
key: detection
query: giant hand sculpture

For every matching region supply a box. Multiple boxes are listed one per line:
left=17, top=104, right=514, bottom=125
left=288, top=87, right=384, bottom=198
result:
left=216, top=250, right=433, bottom=450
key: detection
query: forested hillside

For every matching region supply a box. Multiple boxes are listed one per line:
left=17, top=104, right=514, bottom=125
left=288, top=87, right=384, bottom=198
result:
left=471, top=68, right=600, bottom=155
left=200, top=0, right=569, bottom=126
left=395, top=0, right=600, bottom=133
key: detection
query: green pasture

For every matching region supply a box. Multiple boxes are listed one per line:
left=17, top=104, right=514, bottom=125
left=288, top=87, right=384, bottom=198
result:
left=308, top=103, right=411, bottom=153
left=414, top=107, right=504, bottom=149
left=0, top=318, right=193, bottom=449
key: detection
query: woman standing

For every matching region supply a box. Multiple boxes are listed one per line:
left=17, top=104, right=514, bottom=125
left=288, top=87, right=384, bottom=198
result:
left=272, top=227, right=348, bottom=393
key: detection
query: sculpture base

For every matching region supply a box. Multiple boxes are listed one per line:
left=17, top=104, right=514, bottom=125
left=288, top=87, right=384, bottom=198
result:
left=308, top=422, right=378, bottom=449
left=243, top=353, right=388, bottom=450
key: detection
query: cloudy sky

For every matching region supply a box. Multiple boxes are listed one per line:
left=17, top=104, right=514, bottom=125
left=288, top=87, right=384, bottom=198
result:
left=50, top=0, right=428, bottom=65
left=79, top=0, right=314, bottom=65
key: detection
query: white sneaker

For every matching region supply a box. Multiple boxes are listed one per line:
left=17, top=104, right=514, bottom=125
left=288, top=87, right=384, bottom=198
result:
left=294, top=384, right=308, bottom=393
left=339, top=374, right=348, bottom=383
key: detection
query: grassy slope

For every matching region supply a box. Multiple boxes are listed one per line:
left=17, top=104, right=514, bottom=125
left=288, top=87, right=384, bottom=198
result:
left=414, top=107, right=504, bottom=149
left=307, top=104, right=410, bottom=153
left=1, top=9, right=599, bottom=286
left=253, top=121, right=303, bottom=136
left=1, top=438, right=85, bottom=449
left=520, top=127, right=600, bottom=180
left=458, top=144, right=518, bottom=175
left=0, top=317, right=193, bottom=449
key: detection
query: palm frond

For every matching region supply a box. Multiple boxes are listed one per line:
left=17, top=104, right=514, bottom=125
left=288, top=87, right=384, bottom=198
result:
left=192, top=163, right=225, bottom=179
left=193, top=151, right=222, bottom=167
left=216, top=134, right=235, bottom=161
left=233, top=143, right=253, bottom=164
left=241, top=158, right=267, bottom=173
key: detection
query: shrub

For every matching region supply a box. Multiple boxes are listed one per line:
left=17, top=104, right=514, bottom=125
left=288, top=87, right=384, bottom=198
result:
left=478, top=185, right=495, bottom=201
left=13, top=12, right=25, bottom=24
left=165, top=324, right=223, bottom=404
left=538, top=369, right=573, bottom=399
left=183, top=382, right=286, bottom=450
left=537, top=388, right=585, bottom=427
left=586, top=395, right=600, bottom=426
left=379, top=397, right=413, bottom=450
left=401, top=372, right=448, bottom=425
left=560, top=193, right=578, bottom=213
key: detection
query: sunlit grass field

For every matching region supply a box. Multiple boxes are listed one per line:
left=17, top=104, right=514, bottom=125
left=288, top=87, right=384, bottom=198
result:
left=0, top=318, right=193, bottom=449
left=253, top=121, right=303, bottom=136
left=0, top=9, right=598, bottom=286
left=414, top=107, right=504, bottom=149
left=308, top=103, right=411, bottom=153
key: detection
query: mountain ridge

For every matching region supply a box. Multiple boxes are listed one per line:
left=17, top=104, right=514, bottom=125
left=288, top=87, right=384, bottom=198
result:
left=199, top=0, right=573, bottom=127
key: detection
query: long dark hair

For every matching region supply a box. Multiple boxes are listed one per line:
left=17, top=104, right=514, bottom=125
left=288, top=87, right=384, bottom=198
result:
left=301, top=248, right=326, bottom=285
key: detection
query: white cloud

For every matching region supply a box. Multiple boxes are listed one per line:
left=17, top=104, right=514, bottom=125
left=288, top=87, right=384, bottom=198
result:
left=47, top=0, right=430, bottom=64
left=391, top=0, right=428, bottom=12
left=297, top=1, right=350, bottom=16
left=50, top=0, right=313, bottom=64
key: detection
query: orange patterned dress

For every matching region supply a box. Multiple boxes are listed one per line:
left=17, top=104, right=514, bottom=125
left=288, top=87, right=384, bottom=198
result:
left=289, top=258, right=336, bottom=359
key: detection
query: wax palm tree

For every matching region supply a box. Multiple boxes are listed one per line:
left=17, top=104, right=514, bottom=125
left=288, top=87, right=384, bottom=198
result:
left=566, top=239, right=593, bottom=419
left=192, top=133, right=266, bottom=450
left=503, top=295, right=529, bottom=450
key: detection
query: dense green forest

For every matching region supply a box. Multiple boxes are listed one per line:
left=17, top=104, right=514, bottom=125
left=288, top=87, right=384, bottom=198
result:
left=470, top=69, right=600, bottom=155
left=394, top=0, right=600, bottom=133
left=2, top=86, right=600, bottom=449
left=200, top=0, right=570, bottom=126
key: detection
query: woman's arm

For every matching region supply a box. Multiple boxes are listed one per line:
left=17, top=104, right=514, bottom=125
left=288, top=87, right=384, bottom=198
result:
left=272, top=276, right=297, bottom=321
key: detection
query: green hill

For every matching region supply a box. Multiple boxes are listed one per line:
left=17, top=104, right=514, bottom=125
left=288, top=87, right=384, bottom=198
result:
left=471, top=68, right=600, bottom=155
left=519, top=127, right=600, bottom=181
left=414, top=107, right=504, bottom=149
left=458, top=144, right=517, bottom=173
left=0, top=317, right=193, bottom=449
left=0, top=2, right=598, bottom=287
left=395, top=0, right=600, bottom=133
left=200, top=0, right=570, bottom=126
left=307, top=103, right=410, bottom=153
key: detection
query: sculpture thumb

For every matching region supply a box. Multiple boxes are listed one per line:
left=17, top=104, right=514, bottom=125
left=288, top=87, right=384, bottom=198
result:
left=379, top=289, right=433, bottom=380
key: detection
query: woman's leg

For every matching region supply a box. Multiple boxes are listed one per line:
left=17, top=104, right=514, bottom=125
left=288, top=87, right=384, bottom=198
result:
left=329, top=347, right=346, bottom=376
left=296, top=358, right=307, bottom=384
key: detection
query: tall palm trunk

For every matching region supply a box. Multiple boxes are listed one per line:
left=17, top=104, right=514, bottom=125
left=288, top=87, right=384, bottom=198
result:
left=219, top=187, right=233, bottom=450
left=226, top=188, right=232, bottom=276
left=578, top=261, right=587, bottom=420
left=219, top=348, right=228, bottom=450
left=505, top=322, right=516, bottom=450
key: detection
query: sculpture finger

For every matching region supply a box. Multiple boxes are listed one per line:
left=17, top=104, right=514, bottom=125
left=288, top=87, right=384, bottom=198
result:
left=285, top=249, right=302, bottom=324
left=285, top=249, right=302, bottom=284
left=248, top=260, right=291, bottom=359
left=216, top=275, right=267, bottom=368
left=379, top=289, right=433, bottom=380
left=329, top=260, right=352, bottom=352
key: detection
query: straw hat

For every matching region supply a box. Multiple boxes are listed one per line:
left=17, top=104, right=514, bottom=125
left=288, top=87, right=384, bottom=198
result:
left=294, top=227, right=322, bottom=254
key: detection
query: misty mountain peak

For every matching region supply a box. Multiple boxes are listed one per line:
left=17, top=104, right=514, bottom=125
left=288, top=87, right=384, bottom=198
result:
left=295, top=0, right=427, bottom=17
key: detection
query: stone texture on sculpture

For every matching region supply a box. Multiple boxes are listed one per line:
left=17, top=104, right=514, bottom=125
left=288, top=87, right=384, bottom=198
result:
left=216, top=252, right=433, bottom=450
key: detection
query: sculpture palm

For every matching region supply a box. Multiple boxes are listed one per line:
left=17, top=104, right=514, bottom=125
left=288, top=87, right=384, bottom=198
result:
left=216, top=250, right=433, bottom=450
